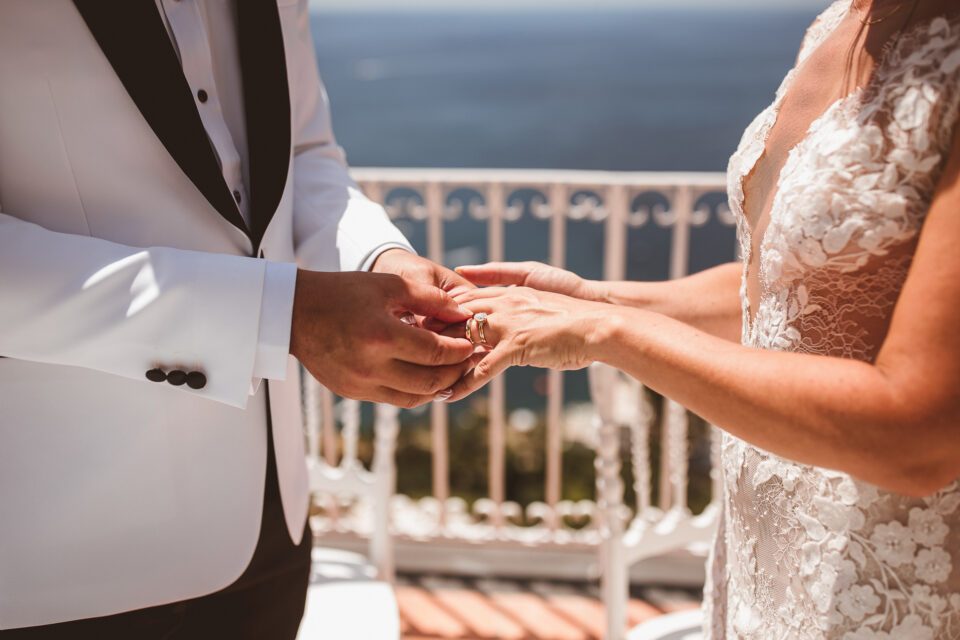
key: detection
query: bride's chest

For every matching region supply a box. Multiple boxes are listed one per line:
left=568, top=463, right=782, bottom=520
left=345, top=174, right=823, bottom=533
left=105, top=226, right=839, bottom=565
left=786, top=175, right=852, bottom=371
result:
left=732, top=95, right=937, bottom=285
left=741, top=44, right=858, bottom=231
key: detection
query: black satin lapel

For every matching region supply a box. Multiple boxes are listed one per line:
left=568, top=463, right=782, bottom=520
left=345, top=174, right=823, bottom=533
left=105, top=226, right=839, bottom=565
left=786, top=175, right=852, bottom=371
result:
left=236, top=0, right=292, bottom=251
left=72, top=0, right=249, bottom=238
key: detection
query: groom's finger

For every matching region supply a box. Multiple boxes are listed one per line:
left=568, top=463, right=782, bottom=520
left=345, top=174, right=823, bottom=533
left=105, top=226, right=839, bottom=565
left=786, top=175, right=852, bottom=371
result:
left=456, top=262, right=531, bottom=286
left=391, top=321, right=476, bottom=365
left=443, top=348, right=512, bottom=403
left=395, top=280, right=472, bottom=324
left=372, top=387, right=433, bottom=409
left=382, top=354, right=485, bottom=396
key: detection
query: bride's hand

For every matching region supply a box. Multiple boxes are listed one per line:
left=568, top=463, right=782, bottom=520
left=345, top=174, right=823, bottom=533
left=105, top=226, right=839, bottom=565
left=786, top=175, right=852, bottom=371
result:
left=455, top=262, right=606, bottom=301
left=442, top=286, right=611, bottom=402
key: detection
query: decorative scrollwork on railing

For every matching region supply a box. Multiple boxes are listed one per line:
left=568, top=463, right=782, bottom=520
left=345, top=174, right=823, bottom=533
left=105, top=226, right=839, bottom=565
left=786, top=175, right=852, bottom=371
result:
left=568, top=190, right=606, bottom=221
left=691, top=193, right=714, bottom=227
left=629, top=190, right=671, bottom=228
left=693, top=191, right=735, bottom=227
left=444, top=187, right=488, bottom=221
left=717, top=201, right=736, bottom=226
left=505, top=188, right=551, bottom=222
left=383, top=187, right=428, bottom=221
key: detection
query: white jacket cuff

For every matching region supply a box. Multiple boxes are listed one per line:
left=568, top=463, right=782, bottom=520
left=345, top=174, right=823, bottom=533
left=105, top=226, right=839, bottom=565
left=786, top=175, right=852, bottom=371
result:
left=251, top=261, right=297, bottom=382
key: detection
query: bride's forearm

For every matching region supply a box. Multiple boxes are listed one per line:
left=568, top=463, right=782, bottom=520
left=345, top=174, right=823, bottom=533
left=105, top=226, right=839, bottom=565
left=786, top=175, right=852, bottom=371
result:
left=591, top=262, right=742, bottom=341
left=586, top=306, right=958, bottom=496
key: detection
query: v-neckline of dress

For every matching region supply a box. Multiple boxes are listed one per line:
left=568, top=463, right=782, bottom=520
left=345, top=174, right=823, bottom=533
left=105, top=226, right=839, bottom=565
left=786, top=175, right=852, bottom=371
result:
left=735, top=1, right=947, bottom=340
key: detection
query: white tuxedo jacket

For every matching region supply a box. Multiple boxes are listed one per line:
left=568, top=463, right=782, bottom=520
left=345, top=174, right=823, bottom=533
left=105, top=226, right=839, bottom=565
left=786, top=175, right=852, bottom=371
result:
left=0, top=0, right=410, bottom=629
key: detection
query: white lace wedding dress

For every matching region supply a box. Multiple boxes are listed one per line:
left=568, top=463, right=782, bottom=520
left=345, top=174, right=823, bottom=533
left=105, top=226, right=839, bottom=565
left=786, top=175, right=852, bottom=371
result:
left=704, top=2, right=960, bottom=638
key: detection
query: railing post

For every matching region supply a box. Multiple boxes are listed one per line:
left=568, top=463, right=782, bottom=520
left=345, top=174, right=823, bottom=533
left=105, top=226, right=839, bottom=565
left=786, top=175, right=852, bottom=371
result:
left=487, top=182, right=507, bottom=530
left=659, top=186, right=693, bottom=511
left=371, top=403, right=400, bottom=581
left=630, top=382, right=655, bottom=516
left=604, top=185, right=628, bottom=282
left=599, top=184, right=628, bottom=639
left=424, top=181, right=451, bottom=529
left=545, top=182, right=568, bottom=529
left=591, top=363, right=627, bottom=640
left=303, top=371, right=322, bottom=462
left=320, top=384, right=340, bottom=526
left=710, top=423, right=723, bottom=507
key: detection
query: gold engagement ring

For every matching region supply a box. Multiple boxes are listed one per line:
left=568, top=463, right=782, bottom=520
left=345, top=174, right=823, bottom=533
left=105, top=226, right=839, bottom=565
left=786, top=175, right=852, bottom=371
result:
left=474, top=312, right=489, bottom=345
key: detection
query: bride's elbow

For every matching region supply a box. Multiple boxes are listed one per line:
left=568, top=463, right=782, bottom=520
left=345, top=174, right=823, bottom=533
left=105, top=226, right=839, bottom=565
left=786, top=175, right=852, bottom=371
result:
left=864, top=405, right=960, bottom=498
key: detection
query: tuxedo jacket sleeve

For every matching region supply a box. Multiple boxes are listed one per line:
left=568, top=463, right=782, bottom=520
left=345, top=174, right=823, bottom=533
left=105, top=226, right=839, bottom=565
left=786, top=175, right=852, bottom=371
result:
left=286, top=0, right=413, bottom=273
left=0, top=211, right=270, bottom=409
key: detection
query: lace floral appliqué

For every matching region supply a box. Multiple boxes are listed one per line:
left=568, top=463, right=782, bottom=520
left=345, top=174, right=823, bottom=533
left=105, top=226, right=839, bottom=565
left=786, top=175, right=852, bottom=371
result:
left=705, top=4, right=960, bottom=639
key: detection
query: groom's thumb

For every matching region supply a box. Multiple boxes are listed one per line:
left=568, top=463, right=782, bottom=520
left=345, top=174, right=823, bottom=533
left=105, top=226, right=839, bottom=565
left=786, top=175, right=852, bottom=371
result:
left=396, top=281, right=472, bottom=324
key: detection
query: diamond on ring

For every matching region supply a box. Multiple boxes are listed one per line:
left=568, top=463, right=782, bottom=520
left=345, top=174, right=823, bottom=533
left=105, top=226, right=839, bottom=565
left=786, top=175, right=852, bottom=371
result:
left=474, top=312, right=489, bottom=344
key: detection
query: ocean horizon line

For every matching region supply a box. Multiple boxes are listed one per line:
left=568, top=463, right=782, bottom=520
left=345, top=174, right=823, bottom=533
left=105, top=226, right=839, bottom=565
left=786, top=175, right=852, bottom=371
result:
left=310, top=1, right=829, bottom=14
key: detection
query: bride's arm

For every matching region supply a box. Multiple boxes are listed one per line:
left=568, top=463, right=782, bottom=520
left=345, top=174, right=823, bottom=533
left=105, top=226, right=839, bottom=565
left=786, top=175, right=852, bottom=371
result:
left=600, top=263, right=742, bottom=341
left=456, top=261, right=743, bottom=341
left=450, top=132, right=960, bottom=498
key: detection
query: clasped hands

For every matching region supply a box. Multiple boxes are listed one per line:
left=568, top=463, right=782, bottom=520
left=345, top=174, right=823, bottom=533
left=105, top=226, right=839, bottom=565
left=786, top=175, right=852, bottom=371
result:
left=291, top=250, right=608, bottom=408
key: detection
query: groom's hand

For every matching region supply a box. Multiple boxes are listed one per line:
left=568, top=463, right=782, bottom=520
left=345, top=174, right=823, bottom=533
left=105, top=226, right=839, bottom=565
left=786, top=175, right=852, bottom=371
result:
left=290, top=269, right=478, bottom=408
left=371, top=249, right=476, bottom=333
left=371, top=249, right=474, bottom=298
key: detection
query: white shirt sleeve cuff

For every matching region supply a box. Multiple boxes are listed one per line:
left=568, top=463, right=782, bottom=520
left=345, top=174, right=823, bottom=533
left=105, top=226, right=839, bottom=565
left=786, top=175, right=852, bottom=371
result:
left=251, top=261, right=298, bottom=383
left=358, top=242, right=417, bottom=273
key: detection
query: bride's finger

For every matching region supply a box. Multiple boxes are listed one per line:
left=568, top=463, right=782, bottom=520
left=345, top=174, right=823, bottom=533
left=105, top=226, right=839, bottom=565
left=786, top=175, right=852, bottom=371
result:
left=443, top=346, right=513, bottom=403
left=455, top=262, right=531, bottom=286
left=452, top=286, right=512, bottom=304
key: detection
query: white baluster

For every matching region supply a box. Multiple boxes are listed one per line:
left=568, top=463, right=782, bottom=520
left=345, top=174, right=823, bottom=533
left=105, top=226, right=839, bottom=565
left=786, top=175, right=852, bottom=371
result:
left=658, top=185, right=694, bottom=511
left=303, top=371, right=321, bottom=462
left=487, top=181, right=507, bottom=530
left=590, top=363, right=627, bottom=640
left=545, top=182, right=568, bottom=530
left=371, top=403, right=400, bottom=581
left=341, top=399, right=361, bottom=470
left=425, top=180, right=450, bottom=530
left=630, top=383, right=655, bottom=516
left=320, top=386, right=340, bottom=526
left=710, top=423, right=723, bottom=507
left=321, top=387, right=338, bottom=466
left=604, top=184, right=628, bottom=281
left=664, top=399, right=690, bottom=512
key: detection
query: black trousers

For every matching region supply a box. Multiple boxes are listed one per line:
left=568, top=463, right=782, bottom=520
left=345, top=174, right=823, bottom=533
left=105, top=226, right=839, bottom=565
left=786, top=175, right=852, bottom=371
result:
left=2, top=415, right=313, bottom=640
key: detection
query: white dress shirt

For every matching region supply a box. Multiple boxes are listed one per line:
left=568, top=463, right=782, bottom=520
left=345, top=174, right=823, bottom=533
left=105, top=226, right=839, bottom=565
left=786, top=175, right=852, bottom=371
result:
left=156, top=0, right=409, bottom=384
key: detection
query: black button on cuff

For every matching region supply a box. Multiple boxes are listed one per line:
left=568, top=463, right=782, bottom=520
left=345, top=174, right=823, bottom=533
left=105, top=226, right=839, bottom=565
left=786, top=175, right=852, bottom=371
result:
left=186, top=371, right=207, bottom=390
left=167, top=370, right=188, bottom=386
left=197, top=89, right=208, bottom=103
left=146, top=368, right=167, bottom=383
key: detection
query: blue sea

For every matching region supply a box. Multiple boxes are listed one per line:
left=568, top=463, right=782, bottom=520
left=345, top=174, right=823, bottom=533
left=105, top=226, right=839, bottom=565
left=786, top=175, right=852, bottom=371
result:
left=309, top=7, right=825, bottom=411
left=311, top=7, right=823, bottom=172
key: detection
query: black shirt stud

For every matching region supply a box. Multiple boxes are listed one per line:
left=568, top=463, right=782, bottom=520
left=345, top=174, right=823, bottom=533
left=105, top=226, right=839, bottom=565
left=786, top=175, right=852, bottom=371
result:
left=145, top=368, right=167, bottom=383
left=167, top=370, right=188, bottom=386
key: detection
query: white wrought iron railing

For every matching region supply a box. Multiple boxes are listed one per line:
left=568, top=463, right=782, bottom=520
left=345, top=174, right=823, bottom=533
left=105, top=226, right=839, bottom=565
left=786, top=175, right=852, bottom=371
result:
left=303, top=168, right=735, bottom=636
